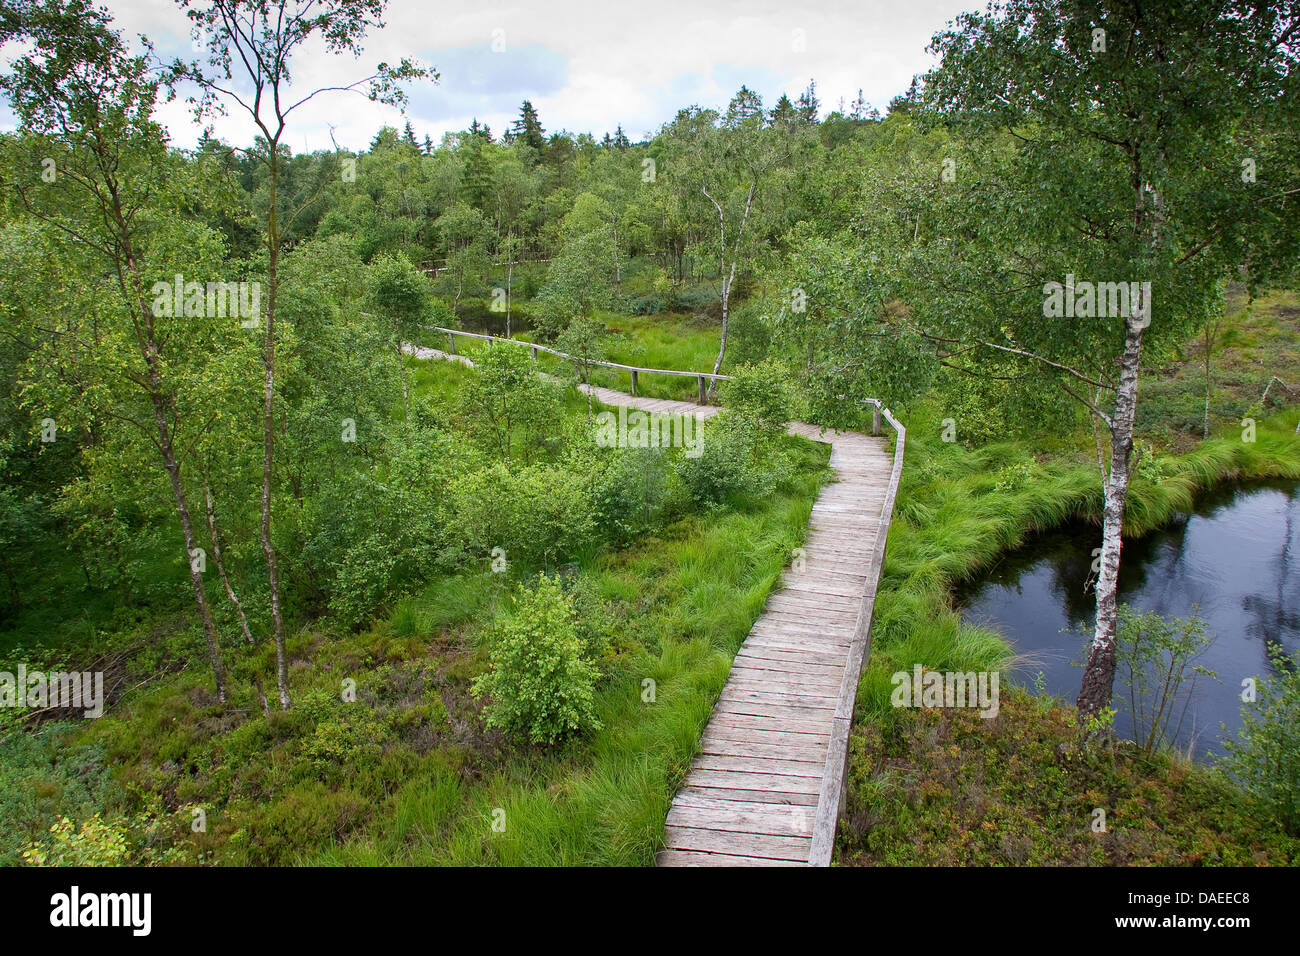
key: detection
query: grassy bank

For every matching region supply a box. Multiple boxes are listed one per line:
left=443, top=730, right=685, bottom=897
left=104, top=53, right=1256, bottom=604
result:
left=839, top=687, right=1298, bottom=865
left=835, top=404, right=1300, bottom=864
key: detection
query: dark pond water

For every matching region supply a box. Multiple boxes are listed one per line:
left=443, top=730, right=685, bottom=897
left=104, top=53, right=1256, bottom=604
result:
left=451, top=304, right=534, bottom=336
left=955, top=479, right=1300, bottom=759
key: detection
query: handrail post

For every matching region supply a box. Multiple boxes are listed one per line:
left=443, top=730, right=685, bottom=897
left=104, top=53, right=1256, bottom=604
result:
left=447, top=331, right=455, bottom=356
left=697, top=375, right=706, bottom=405
left=530, top=345, right=538, bottom=359
left=873, top=405, right=880, bottom=436
left=630, top=369, right=638, bottom=396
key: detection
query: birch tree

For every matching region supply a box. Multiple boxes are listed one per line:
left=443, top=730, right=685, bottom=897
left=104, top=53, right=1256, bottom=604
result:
left=168, top=0, right=428, bottom=709
left=673, top=94, right=780, bottom=394
left=908, top=0, right=1300, bottom=723
left=0, top=0, right=257, bottom=703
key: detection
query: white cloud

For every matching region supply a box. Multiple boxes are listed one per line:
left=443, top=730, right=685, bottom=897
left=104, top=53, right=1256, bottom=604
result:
left=17, top=0, right=972, bottom=150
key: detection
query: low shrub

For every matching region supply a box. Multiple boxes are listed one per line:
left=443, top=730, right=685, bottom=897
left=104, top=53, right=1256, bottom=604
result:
left=674, top=414, right=767, bottom=507
left=445, top=463, right=596, bottom=571
left=471, top=576, right=601, bottom=744
left=1221, top=649, right=1300, bottom=835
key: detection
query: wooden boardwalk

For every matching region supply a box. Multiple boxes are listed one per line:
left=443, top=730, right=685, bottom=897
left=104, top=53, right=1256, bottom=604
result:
left=658, top=422, right=894, bottom=867
left=406, top=341, right=903, bottom=867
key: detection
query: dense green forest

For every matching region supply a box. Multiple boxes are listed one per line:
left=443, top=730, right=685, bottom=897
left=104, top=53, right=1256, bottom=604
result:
left=2, top=0, right=1299, bottom=867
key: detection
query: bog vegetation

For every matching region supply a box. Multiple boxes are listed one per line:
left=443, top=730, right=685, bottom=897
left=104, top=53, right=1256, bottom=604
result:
left=1, top=0, right=1298, bottom=865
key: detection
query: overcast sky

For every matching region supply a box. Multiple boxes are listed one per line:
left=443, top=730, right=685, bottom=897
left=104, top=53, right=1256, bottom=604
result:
left=4, top=0, right=978, bottom=151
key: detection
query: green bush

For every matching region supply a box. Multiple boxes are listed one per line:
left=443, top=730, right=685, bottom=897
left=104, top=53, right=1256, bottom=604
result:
left=445, top=462, right=596, bottom=571
left=674, top=414, right=766, bottom=507
left=721, top=359, right=794, bottom=438
left=329, top=533, right=400, bottom=630
left=300, top=708, right=390, bottom=784
left=21, top=813, right=131, bottom=866
left=628, top=292, right=668, bottom=315
left=591, top=447, right=671, bottom=546
left=672, top=284, right=718, bottom=313
left=315, top=423, right=455, bottom=628
left=0, top=724, right=120, bottom=865
left=458, top=343, right=562, bottom=465
left=238, top=782, right=368, bottom=865
left=19, top=807, right=187, bottom=866
left=1221, top=649, right=1300, bottom=834
left=1109, top=605, right=1215, bottom=755
left=471, top=576, right=601, bottom=744
left=929, top=363, right=1078, bottom=447
left=725, top=300, right=773, bottom=366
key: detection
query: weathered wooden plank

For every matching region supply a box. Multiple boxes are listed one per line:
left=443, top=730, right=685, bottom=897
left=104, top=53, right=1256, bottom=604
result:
left=714, top=699, right=837, bottom=723
left=746, top=629, right=852, bottom=646
left=691, top=753, right=826, bottom=778
left=782, top=577, right=869, bottom=599
left=681, top=769, right=823, bottom=795
left=718, top=687, right=836, bottom=710
left=725, top=667, right=843, bottom=692
left=729, top=660, right=845, bottom=683
left=718, top=685, right=839, bottom=709
left=747, top=623, right=854, bottom=644
left=657, top=849, right=806, bottom=867
left=765, top=593, right=860, bottom=613
left=666, top=802, right=812, bottom=837
left=790, top=565, right=871, bottom=583
left=664, top=826, right=811, bottom=862
left=741, top=629, right=852, bottom=649
left=748, top=620, right=854, bottom=641
left=759, top=602, right=860, bottom=623
left=707, top=712, right=830, bottom=735
left=740, top=638, right=850, bottom=662
left=698, top=735, right=828, bottom=763
left=674, top=784, right=820, bottom=807
left=726, top=661, right=843, bottom=684
left=731, top=648, right=846, bottom=670
left=725, top=677, right=842, bottom=700
left=702, top=724, right=831, bottom=749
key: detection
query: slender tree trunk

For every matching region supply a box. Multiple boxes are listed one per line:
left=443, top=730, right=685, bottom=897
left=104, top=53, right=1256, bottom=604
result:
left=707, top=265, right=735, bottom=401
left=506, top=235, right=514, bottom=338
left=261, top=148, right=291, bottom=710
left=397, top=337, right=411, bottom=419
left=110, top=190, right=228, bottom=704
left=202, top=484, right=270, bottom=714
left=704, top=180, right=754, bottom=399
left=1203, top=325, right=1212, bottom=439
left=203, top=483, right=253, bottom=645
left=152, top=403, right=228, bottom=704
left=1076, top=320, right=1144, bottom=722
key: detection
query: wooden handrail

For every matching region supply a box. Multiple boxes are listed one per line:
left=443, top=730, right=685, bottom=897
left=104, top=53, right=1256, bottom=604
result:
left=807, top=399, right=905, bottom=866
left=423, top=325, right=733, bottom=383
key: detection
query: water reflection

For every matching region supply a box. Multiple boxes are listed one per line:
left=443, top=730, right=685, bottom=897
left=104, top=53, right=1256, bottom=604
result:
left=955, top=480, right=1300, bottom=759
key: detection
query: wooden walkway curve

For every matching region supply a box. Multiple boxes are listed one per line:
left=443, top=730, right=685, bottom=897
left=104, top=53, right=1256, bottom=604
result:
left=405, top=338, right=905, bottom=867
